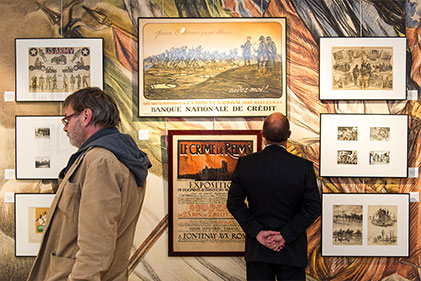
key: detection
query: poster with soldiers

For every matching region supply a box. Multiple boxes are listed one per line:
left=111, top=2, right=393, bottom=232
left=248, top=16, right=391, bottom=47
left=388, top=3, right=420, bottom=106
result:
left=138, top=18, right=286, bottom=117
left=15, top=194, right=55, bottom=256
left=322, top=193, right=409, bottom=257
left=168, top=130, right=262, bottom=255
left=320, top=114, right=407, bottom=177
left=16, top=38, right=103, bottom=101
left=319, top=37, right=406, bottom=100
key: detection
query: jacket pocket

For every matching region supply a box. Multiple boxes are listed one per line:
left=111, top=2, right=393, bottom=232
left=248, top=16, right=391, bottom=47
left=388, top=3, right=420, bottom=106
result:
left=45, top=253, right=75, bottom=281
left=57, top=182, right=80, bottom=218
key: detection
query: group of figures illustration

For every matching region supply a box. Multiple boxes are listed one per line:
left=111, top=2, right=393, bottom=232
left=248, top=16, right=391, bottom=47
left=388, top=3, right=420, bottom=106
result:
left=28, top=46, right=91, bottom=92
left=143, top=33, right=282, bottom=100
left=332, top=47, right=393, bottom=90
left=333, top=205, right=397, bottom=246
left=337, top=126, right=391, bottom=165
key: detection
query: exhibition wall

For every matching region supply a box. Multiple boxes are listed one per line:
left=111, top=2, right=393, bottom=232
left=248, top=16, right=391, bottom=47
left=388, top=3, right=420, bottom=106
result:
left=0, top=0, right=420, bottom=280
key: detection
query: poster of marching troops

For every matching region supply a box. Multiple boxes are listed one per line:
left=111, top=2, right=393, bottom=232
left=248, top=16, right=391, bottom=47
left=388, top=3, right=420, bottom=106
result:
left=138, top=18, right=286, bottom=117
left=168, top=130, right=261, bottom=255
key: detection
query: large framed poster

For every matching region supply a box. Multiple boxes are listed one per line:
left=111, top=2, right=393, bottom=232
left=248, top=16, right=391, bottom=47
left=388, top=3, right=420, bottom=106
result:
left=168, top=130, right=262, bottom=256
left=15, top=116, right=77, bottom=179
left=319, top=37, right=406, bottom=100
left=15, top=193, right=55, bottom=256
left=15, top=38, right=103, bottom=101
left=138, top=18, right=287, bottom=117
left=322, top=193, right=409, bottom=257
left=320, top=114, right=408, bottom=177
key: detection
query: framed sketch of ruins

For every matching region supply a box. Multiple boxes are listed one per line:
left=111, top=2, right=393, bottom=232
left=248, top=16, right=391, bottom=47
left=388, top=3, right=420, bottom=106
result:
left=15, top=38, right=103, bottom=101
left=15, top=116, right=77, bottom=179
left=319, top=37, right=406, bottom=100
left=138, top=18, right=287, bottom=117
left=321, top=193, right=409, bottom=257
left=15, top=193, right=55, bottom=256
left=320, top=114, right=408, bottom=177
left=167, top=130, right=262, bottom=256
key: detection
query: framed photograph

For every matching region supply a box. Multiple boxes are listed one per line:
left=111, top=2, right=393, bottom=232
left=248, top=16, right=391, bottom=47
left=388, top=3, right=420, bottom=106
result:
left=15, top=38, right=103, bottom=101
left=322, top=193, right=409, bottom=257
left=15, top=116, right=77, bottom=179
left=15, top=193, right=55, bottom=256
left=138, top=18, right=287, bottom=117
left=319, top=37, right=406, bottom=100
left=168, top=130, right=262, bottom=256
left=320, top=114, right=408, bottom=177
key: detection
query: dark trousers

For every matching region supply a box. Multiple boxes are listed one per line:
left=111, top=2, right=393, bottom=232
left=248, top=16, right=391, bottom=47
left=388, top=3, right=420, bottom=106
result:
left=246, top=262, right=306, bottom=281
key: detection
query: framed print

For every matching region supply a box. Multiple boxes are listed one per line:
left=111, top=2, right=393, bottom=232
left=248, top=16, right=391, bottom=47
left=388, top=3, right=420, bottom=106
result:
left=322, top=193, right=409, bottom=257
left=319, top=37, right=406, bottom=100
left=320, top=114, right=408, bottom=177
left=15, top=193, right=55, bottom=256
left=138, top=18, right=287, bottom=117
left=15, top=38, right=103, bottom=101
left=16, top=116, right=77, bottom=179
left=168, top=130, right=262, bottom=256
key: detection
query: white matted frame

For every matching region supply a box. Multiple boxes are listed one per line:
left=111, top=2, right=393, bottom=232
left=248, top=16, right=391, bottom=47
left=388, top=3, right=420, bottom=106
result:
left=15, top=116, right=77, bottom=179
left=15, top=193, right=55, bottom=256
left=320, top=114, right=408, bottom=177
left=322, top=193, right=409, bottom=257
left=319, top=37, right=406, bottom=100
left=15, top=38, right=103, bottom=101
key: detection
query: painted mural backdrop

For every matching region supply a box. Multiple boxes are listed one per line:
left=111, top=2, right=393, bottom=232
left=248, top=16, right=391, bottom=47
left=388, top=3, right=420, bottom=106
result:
left=0, top=0, right=419, bottom=280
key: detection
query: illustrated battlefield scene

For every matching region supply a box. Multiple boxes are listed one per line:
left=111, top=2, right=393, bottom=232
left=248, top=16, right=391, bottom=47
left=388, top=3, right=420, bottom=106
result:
left=370, top=127, right=391, bottom=141
left=369, top=151, right=390, bottom=165
left=338, top=126, right=358, bottom=141
left=368, top=205, right=397, bottom=246
left=332, top=205, right=363, bottom=245
left=28, top=47, right=91, bottom=92
left=142, top=22, right=284, bottom=100
left=337, top=150, right=358, bottom=165
left=331, top=47, right=393, bottom=90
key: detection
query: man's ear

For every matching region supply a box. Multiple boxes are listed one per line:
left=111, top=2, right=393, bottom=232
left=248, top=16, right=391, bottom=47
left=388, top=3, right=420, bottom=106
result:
left=81, top=108, right=93, bottom=127
left=287, top=130, right=291, bottom=139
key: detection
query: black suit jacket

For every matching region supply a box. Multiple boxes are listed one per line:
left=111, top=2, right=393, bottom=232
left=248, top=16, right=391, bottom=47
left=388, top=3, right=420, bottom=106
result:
left=227, top=145, right=321, bottom=268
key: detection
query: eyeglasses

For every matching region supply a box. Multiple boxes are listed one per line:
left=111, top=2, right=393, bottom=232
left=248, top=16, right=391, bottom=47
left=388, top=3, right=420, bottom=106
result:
left=61, top=112, right=78, bottom=126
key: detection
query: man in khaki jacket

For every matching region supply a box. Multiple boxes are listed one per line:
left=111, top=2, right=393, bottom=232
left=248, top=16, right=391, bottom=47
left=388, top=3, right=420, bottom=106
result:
left=27, top=87, right=151, bottom=281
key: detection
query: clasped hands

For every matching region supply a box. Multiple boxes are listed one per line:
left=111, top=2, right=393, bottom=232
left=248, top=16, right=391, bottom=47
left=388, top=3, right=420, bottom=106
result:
left=256, top=230, right=285, bottom=252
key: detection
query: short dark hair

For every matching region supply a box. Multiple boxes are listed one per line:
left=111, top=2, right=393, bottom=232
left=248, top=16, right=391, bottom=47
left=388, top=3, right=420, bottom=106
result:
left=262, top=113, right=290, bottom=142
left=63, top=87, right=120, bottom=128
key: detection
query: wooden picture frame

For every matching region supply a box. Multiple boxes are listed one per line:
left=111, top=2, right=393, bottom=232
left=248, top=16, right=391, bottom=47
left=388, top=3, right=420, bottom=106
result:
left=168, top=130, right=262, bottom=256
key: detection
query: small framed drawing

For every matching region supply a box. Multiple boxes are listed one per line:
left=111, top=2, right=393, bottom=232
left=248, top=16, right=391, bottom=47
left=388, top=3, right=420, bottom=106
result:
left=15, top=193, right=55, bottom=256
left=319, top=37, right=406, bottom=100
left=138, top=17, right=287, bottom=117
left=321, top=193, right=409, bottom=257
left=320, top=114, right=408, bottom=177
left=168, top=130, right=262, bottom=256
left=15, top=116, right=77, bottom=179
left=15, top=38, right=103, bottom=101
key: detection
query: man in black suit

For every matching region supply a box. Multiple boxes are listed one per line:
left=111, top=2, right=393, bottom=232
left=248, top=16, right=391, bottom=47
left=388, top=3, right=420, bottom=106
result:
left=227, top=112, right=321, bottom=281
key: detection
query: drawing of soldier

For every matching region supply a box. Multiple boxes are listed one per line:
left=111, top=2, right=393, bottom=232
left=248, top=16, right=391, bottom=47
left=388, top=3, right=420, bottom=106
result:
left=63, top=74, right=69, bottom=90
left=265, top=36, right=277, bottom=72
left=52, top=74, right=58, bottom=90
left=70, top=74, right=75, bottom=90
left=82, top=74, right=89, bottom=87
left=76, top=74, right=81, bottom=89
left=31, top=75, right=37, bottom=90
left=256, top=35, right=268, bottom=72
left=46, top=75, right=51, bottom=90
left=241, top=36, right=252, bottom=66
left=38, top=74, right=45, bottom=91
